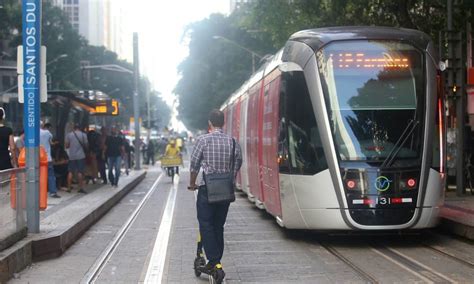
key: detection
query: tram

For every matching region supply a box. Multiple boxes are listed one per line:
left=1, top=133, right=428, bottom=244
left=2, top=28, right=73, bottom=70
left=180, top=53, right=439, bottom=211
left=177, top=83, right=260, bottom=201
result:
left=221, top=27, right=446, bottom=230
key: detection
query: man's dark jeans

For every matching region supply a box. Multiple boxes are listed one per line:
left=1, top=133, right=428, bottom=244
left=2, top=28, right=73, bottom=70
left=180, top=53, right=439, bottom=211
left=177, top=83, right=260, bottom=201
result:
left=197, top=186, right=230, bottom=266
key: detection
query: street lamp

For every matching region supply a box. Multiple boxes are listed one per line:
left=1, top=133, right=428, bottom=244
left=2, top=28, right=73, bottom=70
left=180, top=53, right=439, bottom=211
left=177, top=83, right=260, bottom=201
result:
left=1, top=54, right=68, bottom=95
left=46, top=53, right=68, bottom=66
left=0, top=51, right=12, bottom=60
left=212, top=35, right=262, bottom=73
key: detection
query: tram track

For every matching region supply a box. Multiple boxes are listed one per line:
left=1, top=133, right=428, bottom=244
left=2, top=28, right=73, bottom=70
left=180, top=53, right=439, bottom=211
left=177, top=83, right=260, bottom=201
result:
left=320, top=237, right=473, bottom=284
left=423, top=243, right=474, bottom=269
left=319, top=242, right=379, bottom=283
left=80, top=172, right=164, bottom=284
left=369, top=244, right=456, bottom=283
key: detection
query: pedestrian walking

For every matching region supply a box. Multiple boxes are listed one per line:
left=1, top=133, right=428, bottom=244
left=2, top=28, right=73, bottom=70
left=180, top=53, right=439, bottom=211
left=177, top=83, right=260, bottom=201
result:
left=147, top=139, right=156, bottom=165
left=40, top=122, right=60, bottom=198
left=52, top=139, right=69, bottom=190
left=188, top=109, right=242, bottom=283
left=15, top=130, right=24, bottom=159
left=104, top=126, right=125, bottom=187
left=65, top=124, right=88, bottom=194
left=123, top=138, right=133, bottom=175
left=0, top=107, right=17, bottom=170
left=97, top=127, right=108, bottom=184
left=85, top=128, right=100, bottom=183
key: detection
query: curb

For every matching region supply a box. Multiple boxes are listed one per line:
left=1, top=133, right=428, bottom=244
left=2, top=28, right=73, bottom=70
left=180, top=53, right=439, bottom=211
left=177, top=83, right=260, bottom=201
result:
left=0, top=227, right=27, bottom=252
left=0, top=171, right=146, bottom=282
left=438, top=218, right=474, bottom=240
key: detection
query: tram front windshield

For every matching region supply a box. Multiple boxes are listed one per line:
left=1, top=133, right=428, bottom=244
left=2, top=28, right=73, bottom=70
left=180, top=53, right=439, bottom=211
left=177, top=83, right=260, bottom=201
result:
left=317, top=40, right=424, bottom=163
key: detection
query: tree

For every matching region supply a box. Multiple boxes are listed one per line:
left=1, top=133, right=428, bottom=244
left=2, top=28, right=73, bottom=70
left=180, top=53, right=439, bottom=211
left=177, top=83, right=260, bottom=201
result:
left=0, top=0, right=21, bottom=40
left=175, top=14, right=257, bottom=129
left=0, top=1, right=171, bottom=129
left=175, top=0, right=474, bottom=131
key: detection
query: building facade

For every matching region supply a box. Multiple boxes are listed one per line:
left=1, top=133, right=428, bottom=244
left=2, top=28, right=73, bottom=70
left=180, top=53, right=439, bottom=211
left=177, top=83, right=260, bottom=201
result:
left=52, top=0, right=131, bottom=61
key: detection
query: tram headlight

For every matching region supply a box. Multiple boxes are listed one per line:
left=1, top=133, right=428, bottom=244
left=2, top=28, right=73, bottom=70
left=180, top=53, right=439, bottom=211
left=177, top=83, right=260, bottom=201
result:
left=346, top=179, right=357, bottom=190
left=400, top=178, right=417, bottom=190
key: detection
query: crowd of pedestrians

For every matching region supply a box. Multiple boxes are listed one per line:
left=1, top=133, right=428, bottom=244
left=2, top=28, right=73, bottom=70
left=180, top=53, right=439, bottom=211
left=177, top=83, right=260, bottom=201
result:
left=0, top=111, right=191, bottom=200
left=0, top=119, right=142, bottom=198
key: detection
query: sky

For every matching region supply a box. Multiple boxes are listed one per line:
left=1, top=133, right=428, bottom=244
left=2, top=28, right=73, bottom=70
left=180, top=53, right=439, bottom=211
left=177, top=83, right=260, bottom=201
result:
left=124, top=0, right=230, bottom=131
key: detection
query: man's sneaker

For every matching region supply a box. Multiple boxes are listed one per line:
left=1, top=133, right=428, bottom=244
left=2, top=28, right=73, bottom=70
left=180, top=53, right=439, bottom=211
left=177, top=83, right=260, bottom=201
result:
left=211, top=263, right=225, bottom=283
left=49, top=193, right=61, bottom=198
left=78, top=188, right=88, bottom=194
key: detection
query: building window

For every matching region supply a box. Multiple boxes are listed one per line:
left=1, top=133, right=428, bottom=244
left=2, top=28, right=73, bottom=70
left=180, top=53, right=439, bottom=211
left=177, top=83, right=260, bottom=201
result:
left=2, top=76, right=11, bottom=89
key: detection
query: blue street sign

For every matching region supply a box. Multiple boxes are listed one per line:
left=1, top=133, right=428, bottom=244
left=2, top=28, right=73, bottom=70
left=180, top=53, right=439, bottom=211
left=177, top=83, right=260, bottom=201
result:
left=22, top=0, right=41, bottom=147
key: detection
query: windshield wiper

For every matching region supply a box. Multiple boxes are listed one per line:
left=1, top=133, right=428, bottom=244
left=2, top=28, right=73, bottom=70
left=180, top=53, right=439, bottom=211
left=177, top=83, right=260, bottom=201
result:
left=380, top=119, right=419, bottom=168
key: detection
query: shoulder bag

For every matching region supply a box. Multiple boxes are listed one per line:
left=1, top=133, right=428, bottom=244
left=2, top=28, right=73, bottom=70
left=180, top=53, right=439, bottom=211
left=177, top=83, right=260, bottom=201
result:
left=203, top=138, right=236, bottom=204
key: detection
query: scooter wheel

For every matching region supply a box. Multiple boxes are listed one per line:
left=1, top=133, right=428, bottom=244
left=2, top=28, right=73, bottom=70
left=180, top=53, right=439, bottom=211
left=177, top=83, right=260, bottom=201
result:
left=194, top=268, right=201, bottom=277
left=193, top=256, right=205, bottom=277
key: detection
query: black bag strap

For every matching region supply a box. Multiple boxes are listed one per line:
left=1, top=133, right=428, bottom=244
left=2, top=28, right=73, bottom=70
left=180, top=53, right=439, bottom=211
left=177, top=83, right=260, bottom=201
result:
left=73, top=130, right=87, bottom=153
left=230, top=138, right=235, bottom=179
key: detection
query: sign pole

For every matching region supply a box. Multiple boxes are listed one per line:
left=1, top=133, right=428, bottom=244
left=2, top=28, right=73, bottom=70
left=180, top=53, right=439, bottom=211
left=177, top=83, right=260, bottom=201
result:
left=133, top=33, right=141, bottom=170
left=22, top=0, right=41, bottom=233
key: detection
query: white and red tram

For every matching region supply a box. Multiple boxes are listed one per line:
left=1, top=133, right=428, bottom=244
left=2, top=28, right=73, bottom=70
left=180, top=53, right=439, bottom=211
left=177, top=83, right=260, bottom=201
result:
left=221, top=27, right=446, bottom=230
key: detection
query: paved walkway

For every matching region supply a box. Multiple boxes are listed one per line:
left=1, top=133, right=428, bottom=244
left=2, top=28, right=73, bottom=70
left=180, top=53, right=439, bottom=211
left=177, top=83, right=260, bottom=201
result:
left=0, top=170, right=146, bottom=282
left=440, top=190, right=474, bottom=239
left=162, top=174, right=362, bottom=283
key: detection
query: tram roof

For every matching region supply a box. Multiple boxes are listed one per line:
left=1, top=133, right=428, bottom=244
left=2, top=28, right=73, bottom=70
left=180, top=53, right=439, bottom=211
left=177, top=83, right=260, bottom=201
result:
left=47, top=90, right=113, bottom=113
left=289, top=26, right=431, bottom=51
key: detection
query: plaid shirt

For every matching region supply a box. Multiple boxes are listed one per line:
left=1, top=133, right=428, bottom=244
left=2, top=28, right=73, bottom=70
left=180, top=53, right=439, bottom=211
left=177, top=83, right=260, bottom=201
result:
left=190, top=129, right=242, bottom=185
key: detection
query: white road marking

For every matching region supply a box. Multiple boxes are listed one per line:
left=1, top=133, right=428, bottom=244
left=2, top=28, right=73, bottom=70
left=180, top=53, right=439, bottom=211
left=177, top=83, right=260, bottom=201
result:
left=144, top=174, right=180, bottom=283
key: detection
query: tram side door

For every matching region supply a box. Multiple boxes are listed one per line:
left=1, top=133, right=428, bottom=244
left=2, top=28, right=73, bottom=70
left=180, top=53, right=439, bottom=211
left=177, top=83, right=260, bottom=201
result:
left=232, top=100, right=242, bottom=188
left=247, top=85, right=263, bottom=202
left=261, top=74, right=282, bottom=216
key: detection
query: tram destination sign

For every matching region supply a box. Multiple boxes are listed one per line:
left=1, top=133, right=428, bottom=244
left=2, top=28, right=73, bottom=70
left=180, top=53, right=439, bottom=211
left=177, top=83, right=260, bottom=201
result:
left=93, top=99, right=119, bottom=116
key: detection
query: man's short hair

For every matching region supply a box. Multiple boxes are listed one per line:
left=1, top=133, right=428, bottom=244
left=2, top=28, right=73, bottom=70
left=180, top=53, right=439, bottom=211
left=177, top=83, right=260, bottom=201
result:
left=208, top=109, right=224, bottom=127
left=44, top=123, right=52, bottom=129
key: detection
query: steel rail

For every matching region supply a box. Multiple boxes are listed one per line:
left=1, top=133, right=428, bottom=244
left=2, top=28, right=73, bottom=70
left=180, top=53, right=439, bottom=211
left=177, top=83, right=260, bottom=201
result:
left=80, top=173, right=163, bottom=284
left=423, top=244, right=474, bottom=269
left=320, top=242, right=379, bottom=283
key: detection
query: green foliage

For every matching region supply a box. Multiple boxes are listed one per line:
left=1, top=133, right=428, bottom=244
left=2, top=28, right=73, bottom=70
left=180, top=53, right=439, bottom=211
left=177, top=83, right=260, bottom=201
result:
left=0, top=0, right=21, bottom=40
left=175, top=14, right=257, bottom=129
left=0, top=1, right=171, bottom=129
left=175, top=0, right=472, bottom=131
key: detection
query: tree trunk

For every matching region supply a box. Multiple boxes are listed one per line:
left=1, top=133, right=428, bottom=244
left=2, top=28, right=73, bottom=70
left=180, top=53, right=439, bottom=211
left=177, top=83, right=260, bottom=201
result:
left=396, top=0, right=417, bottom=29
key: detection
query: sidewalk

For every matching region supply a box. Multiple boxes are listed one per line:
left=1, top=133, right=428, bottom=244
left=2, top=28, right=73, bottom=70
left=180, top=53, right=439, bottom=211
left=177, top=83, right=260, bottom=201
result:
left=439, top=190, right=474, bottom=240
left=0, top=170, right=146, bottom=282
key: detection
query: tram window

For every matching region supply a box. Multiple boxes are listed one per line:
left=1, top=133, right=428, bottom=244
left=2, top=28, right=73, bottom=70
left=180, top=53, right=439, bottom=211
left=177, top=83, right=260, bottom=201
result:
left=317, top=40, right=424, bottom=164
left=279, top=72, right=327, bottom=175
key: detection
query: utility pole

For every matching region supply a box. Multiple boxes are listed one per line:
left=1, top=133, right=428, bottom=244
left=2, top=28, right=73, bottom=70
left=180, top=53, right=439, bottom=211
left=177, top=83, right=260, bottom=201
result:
left=133, top=33, right=141, bottom=170
left=146, top=81, right=151, bottom=130
left=446, top=0, right=466, bottom=196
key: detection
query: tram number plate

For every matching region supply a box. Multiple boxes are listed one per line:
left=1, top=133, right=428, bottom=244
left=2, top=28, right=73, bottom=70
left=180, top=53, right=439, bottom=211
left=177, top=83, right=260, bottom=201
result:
left=375, top=197, right=412, bottom=205
left=377, top=197, right=389, bottom=205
